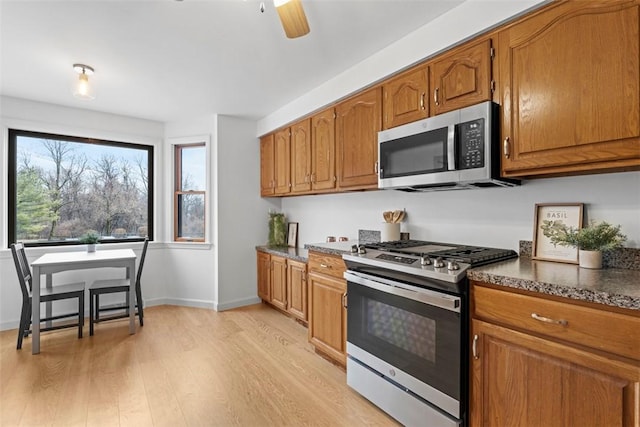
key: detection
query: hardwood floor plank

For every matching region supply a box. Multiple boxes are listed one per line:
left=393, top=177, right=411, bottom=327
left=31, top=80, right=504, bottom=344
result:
left=0, top=304, right=399, bottom=426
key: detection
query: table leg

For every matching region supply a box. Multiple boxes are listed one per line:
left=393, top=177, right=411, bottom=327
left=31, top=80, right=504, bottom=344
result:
left=32, top=266, right=41, bottom=354
left=45, top=274, right=53, bottom=328
left=128, top=261, right=135, bottom=334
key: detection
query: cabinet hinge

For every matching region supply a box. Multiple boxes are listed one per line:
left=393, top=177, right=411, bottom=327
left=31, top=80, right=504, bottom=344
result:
left=490, top=80, right=496, bottom=93
left=490, top=47, right=495, bottom=60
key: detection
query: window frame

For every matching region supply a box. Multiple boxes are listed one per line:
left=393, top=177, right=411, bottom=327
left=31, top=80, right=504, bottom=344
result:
left=7, top=128, right=154, bottom=248
left=174, top=142, right=206, bottom=243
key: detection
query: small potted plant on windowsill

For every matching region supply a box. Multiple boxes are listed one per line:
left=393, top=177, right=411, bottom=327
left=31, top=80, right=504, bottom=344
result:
left=79, top=231, right=100, bottom=253
left=541, top=220, right=627, bottom=269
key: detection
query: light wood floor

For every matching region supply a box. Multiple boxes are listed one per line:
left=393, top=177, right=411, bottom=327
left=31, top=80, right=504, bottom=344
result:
left=0, top=304, right=398, bottom=426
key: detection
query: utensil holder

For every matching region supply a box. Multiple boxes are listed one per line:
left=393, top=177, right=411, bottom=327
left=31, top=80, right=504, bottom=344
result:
left=381, top=222, right=401, bottom=242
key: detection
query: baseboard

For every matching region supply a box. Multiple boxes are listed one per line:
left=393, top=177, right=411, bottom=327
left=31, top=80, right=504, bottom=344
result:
left=215, top=296, right=261, bottom=311
left=0, top=296, right=262, bottom=331
left=151, top=297, right=215, bottom=310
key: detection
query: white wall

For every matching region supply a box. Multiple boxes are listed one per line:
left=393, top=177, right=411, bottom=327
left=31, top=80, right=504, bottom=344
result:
left=164, top=115, right=279, bottom=312
left=216, top=115, right=280, bottom=310
left=0, top=96, right=167, bottom=330
left=281, top=172, right=640, bottom=250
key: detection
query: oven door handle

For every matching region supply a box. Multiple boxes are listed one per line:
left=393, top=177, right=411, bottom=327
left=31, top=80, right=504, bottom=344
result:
left=344, top=271, right=461, bottom=313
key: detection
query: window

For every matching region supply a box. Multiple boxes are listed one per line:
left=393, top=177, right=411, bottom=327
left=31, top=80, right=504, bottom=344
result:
left=174, top=143, right=206, bottom=242
left=8, top=129, right=153, bottom=247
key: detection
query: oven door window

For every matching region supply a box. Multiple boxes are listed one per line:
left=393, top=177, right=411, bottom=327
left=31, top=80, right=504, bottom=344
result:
left=348, top=281, right=461, bottom=400
left=379, top=126, right=449, bottom=179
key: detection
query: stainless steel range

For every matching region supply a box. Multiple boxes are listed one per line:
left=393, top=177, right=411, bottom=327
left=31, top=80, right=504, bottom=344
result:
left=343, top=240, right=517, bottom=427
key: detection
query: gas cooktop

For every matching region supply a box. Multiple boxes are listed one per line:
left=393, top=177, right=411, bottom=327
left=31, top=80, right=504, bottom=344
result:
left=363, top=239, right=518, bottom=266
left=343, top=239, right=518, bottom=284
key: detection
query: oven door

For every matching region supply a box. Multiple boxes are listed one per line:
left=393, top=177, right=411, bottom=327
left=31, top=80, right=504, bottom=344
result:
left=345, top=270, right=464, bottom=418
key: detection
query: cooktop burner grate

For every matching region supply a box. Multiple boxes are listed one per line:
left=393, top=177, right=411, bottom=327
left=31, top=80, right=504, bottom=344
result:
left=364, top=240, right=517, bottom=266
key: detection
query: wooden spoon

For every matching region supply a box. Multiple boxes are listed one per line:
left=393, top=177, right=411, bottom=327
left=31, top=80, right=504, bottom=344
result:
left=392, top=210, right=403, bottom=223
left=396, top=210, right=406, bottom=223
left=383, top=211, right=393, bottom=223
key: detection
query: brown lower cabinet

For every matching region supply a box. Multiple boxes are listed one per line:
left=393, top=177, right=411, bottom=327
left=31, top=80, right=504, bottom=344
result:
left=470, top=282, right=640, bottom=427
left=307, top=251, right=347, bottom=366
left=256, top=251, right=308, bottom=322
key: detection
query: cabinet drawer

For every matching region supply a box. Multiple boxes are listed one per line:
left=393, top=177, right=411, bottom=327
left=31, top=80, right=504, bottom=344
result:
left=308, top=252, right=346, bottom=279
left=473, top=285, right=640, bottom=361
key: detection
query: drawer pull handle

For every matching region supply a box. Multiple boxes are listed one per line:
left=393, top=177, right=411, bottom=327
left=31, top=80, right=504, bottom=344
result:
left=472, top=334, right=479, bottom=360
left=320, top=263, right=332, bottom=269
left=531, top=313, right=568, bottom=326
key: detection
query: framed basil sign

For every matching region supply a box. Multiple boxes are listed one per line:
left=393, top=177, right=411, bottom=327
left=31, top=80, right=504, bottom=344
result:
left=532, top=203, right=584, bottom=264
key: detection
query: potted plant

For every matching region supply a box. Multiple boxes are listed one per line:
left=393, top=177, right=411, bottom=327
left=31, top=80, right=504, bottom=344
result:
left=79, top=231, right=101, bottom=252
left=541, top=220, right=626, bottom=269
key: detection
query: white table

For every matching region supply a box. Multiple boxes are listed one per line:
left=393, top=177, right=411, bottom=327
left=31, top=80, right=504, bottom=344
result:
left=30, top=249, right=137, bottom=354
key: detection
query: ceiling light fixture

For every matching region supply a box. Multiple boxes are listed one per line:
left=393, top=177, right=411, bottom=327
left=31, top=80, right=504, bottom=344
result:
left=274, top=0, right=310, bottom=39
left=72, top=64, right=95, bottom=100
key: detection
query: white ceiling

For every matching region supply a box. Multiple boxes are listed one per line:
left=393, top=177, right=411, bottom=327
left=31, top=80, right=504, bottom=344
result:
left=0, top=0, right=464, bottom=123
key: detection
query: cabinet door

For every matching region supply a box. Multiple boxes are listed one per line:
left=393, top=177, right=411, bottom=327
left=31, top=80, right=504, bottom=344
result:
left=470, top=319, right=640, bottom=427
left=430, top=39, right=492, bottom=115
left=273, top=128, right=291, bottom=195
left=260, top=135, right=275, bottom=197
left=311, top=107, right=336, bottom=191
left=383, top=64, right=429, bottom=129
left=498, top=1, right=640, bottom=178
left=286, top=259, right=307, bottom=321
left=256, top=251, right=271, bottom=301
left=308, top=271, right=347, bottom=365
left=270, top=256, right=288, bottom=311
left=291, top=119, right=312, bottom=193
left=336, top=87, right=382, bottom=190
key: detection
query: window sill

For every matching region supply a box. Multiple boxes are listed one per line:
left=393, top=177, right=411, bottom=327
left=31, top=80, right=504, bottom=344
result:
left=164, top=242, right=212, bottom=250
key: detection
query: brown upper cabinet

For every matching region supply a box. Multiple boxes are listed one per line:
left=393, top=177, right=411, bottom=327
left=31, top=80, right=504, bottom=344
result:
left=260, top=134, right=275, bottom=196
left=273, top=128, right=292, bottom=195
left=430, top=38, right=493, bottom=116
left=291, top=119, right=312, bottom=193
left=336, top=87, right=382, bottom=190
left=498, top=0, right=640, bottom=178
left=382, top=64, right=429, bottom=129
left=310, top=107, right=337, bottom=192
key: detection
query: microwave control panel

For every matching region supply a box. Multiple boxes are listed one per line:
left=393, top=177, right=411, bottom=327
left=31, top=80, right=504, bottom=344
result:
left=458, top=118, right=485, bottom=169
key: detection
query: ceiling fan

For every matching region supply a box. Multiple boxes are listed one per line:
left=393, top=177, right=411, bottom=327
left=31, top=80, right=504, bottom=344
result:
left=264, top=0, right=310, bottom=38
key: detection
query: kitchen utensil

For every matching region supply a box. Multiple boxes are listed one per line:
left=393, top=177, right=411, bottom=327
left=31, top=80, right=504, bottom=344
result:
left=392, top=210, right=403, bottom=223
left=383, top=211, right=393, bottom=223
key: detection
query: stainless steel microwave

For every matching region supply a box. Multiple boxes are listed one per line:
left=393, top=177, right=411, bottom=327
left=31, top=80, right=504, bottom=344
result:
left=377, top=101, right=519, bottom=191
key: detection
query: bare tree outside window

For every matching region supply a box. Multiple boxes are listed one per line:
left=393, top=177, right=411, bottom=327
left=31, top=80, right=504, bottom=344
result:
left=8, top=130, right=153, bottom=246
left=174, top=144, right=206, bottom=242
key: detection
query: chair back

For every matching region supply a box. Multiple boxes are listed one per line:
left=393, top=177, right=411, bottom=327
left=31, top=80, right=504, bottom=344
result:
left=135, top=237, right=149, bottom=288
left=10, top=243, right=32, bottom=299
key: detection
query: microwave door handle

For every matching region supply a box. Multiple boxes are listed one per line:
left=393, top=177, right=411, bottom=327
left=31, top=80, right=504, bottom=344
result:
left=447, top=124, right=456, bottom=171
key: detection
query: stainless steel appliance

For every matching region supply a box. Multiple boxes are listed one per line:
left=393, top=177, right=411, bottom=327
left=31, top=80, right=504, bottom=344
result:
left=343, top=240, right=517, bottom=427
left=377, top=101, right=519, bottom=191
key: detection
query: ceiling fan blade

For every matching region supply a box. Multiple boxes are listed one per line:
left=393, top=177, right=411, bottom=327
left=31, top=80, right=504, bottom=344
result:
left=275, top=0, right=310, bottom=39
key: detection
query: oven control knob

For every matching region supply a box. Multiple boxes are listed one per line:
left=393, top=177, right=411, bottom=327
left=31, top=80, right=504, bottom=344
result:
left=358, top=245, right=367, bottom=254
left=420, top=256, right=431, bottom=266
left=447, top=260, right=460, bottom=271
left=389, top=369, right=396, bottom=377
left=433, top=257, right=445, bottom=268
left=351, top=245, right=358, bottom=253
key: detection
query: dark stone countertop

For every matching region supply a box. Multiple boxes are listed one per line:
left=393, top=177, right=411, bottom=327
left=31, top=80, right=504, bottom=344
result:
left=468, top=257, right=640, bottom=312
left=304, top=241, right=356, bottom=256
left=258, top=241, right=640, bottom=312
left=256, top=245, right=308, bottom=262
